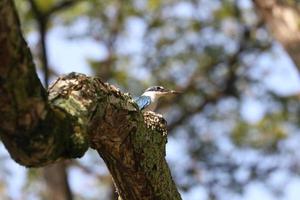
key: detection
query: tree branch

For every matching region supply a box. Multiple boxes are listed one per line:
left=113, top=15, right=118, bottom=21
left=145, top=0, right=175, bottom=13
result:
left=43, top=162, right=73, bottom=200
left=253, top=0, right=300, bottom=72
left=0, top=0, right=85, bottom=166
left=27, top=0, right=84, bottom=88
left=46, top=0, right=83, bottom=18
left=27, top=0, right=49, bottom=88
left=168, top=22, right=250, bottom=132
left=0, top=1, right=182, bottom=199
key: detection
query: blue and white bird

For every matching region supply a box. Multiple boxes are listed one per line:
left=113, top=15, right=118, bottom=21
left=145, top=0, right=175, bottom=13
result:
left=134, top=86, right=179, bottom=112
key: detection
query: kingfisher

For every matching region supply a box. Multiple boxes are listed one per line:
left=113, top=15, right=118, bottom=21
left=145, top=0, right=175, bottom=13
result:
left=134, top=86, right=179, bottom=112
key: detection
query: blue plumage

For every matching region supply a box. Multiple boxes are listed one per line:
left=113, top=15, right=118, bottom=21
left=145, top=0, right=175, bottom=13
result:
left=134, top=95, right=151, bottom=110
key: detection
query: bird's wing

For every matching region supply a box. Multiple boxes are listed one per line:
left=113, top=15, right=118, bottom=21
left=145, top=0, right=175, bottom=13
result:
left=134, top=95, right=151, bottom=110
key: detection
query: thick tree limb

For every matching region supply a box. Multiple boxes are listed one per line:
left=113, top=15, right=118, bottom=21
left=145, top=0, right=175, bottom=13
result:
left=0, top=0, right=87, bottom=166
left=0, top=1, right=181, bottom=199
left=253, top=0, right=300, bottom=71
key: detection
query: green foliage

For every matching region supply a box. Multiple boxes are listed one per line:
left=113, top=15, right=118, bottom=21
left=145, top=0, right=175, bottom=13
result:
left=214, top=0, right=235, bottom=20
left=232, top=113, right=287, bottom=150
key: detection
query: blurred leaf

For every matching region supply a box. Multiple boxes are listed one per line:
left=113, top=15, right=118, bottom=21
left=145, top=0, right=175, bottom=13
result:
left=214, top=0, right=235, bottom=20
left=232, top=113, right=287, bottom=150
left=148, top=0, right=161, bottom=11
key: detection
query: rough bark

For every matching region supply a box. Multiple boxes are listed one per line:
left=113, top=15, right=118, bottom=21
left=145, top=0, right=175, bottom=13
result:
left=0, top=0, right=181, bottom=199
left=253, top=0, right=300, bottom=71
left=0, top=0, right=88, bottom=167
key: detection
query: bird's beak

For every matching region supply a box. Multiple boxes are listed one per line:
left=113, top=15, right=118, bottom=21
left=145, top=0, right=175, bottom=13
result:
left=169, top=90, right=181, bottom=94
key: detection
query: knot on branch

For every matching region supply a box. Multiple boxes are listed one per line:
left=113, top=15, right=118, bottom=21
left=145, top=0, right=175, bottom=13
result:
left=143, top=111, right=167, bottom=136
left=47, top=72, right=98, bottom=158
left=48, top=72, right=98, bottom=104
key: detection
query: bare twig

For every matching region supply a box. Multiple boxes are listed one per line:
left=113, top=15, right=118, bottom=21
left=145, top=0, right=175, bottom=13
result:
left=27, top=0, right=84, bottom=88
left=46, top=0, right=84, bottom=18
left=27, top=0, right=49, bottom=88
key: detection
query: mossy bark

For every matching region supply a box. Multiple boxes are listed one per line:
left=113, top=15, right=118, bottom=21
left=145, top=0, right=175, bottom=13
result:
left=0, top=0, right=86, bottom=166
left=0, top=0, right=182, bottom=199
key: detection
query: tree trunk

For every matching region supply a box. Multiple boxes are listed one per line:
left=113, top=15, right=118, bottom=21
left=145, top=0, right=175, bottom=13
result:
left=43, top=162, right=73, bottom=200
left=0, top=0, right=181, bottom=199
left=253, top=0, right=300, bottom=71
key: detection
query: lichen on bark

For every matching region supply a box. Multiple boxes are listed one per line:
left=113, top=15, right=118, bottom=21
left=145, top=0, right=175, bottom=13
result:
left=0, top=0, right=182, bottom=199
